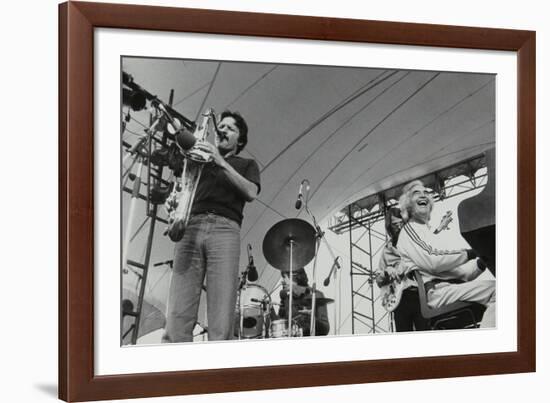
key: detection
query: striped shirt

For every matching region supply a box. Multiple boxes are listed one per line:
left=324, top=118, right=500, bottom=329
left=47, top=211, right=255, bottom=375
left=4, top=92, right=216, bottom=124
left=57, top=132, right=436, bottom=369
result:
left=397, top=221, right=468, bottom=283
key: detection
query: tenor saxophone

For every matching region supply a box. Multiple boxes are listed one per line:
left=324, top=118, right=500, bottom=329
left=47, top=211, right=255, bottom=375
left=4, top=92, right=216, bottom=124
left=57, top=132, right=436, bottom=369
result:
left=165, top=109, right=215, bottom=242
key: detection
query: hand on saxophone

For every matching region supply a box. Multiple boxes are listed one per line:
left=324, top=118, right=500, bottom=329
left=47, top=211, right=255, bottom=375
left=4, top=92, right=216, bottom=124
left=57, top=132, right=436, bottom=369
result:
left=194, top=141, right=226, bottom=167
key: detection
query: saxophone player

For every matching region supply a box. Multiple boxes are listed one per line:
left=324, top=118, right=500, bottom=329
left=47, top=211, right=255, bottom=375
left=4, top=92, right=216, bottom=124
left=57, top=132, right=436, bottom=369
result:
left=162, top=111, right=261, bottom=343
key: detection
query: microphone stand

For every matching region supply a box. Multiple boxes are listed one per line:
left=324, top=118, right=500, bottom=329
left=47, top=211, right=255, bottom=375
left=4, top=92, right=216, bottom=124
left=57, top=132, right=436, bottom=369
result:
left=122, top=159, right=144, bottom=275
left=236, top=265, right=250, bottom=340
left=121, top=105, right=167, bottom=272
left=297, top=181, right=320, bottom=336
left=121, top=103, right=191, bottom=344
left=300, top=182, right=342, bottom=336
left=236, top=245, right=257, bottom=339
left=322, top=248, right=342, bottom=336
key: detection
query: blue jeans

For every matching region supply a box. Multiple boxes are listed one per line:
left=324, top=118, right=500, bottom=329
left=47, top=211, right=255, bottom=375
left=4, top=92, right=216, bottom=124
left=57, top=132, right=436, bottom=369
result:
left=162, top=213, right=241, bottom=342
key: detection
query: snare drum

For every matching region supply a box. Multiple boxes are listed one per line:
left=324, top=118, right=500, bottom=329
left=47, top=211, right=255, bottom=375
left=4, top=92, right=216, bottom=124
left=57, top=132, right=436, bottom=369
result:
left=235, top=284, right=271, bottom=339
left=269, top=319, right=303, bottom=338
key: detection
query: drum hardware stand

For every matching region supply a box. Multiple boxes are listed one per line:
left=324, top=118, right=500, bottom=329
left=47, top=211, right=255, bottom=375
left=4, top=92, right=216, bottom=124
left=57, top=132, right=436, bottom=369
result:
left=236, top=267, right=248, bottom=340
left=236, top=249, right=254, bottom=339
left=263, top=217, right=316, bottom=338
left=237, top=244, right=266, bottom=339
left=288, top=239, right=295, bottom=336
left=297, top=180, right=319, bottom=336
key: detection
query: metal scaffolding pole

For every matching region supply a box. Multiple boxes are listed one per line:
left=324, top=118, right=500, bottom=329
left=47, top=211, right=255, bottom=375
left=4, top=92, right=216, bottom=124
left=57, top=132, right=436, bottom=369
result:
left=367, top=222, right=375, bottom=333
left=348, top=205, right=355, bottom=335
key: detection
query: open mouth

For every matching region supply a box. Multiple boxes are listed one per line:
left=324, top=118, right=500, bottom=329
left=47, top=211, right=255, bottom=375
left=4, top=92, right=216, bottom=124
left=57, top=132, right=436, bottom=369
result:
left=417, top=199, right=429, bottom=207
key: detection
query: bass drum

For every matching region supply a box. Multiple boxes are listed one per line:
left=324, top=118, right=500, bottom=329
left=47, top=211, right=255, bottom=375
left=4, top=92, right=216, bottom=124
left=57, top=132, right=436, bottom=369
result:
left=235, top=284, right=271, bottom=339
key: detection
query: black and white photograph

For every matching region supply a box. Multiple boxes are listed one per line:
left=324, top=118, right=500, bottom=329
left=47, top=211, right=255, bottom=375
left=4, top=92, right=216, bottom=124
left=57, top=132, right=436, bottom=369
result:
left=3, top=0, right=544, bottom=401
left=121, top=56, right=496, bottom=345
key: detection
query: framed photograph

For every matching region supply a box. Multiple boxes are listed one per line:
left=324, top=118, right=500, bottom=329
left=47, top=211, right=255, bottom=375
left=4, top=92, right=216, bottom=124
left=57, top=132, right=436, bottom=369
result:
left=59, top=1, right=535, bottom=401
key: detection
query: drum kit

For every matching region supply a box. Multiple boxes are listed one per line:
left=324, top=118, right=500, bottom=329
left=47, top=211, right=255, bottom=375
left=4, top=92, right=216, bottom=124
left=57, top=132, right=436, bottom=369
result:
left=234, top=218, right=334, bottom=339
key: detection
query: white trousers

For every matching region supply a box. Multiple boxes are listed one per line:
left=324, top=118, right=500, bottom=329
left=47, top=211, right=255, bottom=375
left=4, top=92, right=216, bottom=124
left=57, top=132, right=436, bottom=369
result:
left=427, top=266, right=496, bottom=328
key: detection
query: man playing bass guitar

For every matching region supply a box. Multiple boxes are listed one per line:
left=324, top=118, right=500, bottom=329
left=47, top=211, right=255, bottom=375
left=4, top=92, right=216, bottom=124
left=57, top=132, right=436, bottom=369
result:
left=375, top=206, right=453, bottom=332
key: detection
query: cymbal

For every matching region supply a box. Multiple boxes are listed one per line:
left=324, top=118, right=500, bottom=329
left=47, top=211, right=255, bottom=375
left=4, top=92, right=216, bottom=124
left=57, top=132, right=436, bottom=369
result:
left=301, top=296, right=334, bottom=307
left=262, top=218, right=316, bottom=271
left=287, top=296, right=335, bottom=308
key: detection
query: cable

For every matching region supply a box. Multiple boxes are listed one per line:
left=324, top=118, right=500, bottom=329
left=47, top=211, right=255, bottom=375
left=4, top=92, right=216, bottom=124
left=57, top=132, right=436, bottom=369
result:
left=123, top=128, right=145, bottom=138
left=147, top=266, right=171, bottom=296
left=130, top=216, right=150, bottom=243
left=240, top=148, right=265, bottom=168
left=172, top=81, right=212, bottom=108
left=273, top=70, right=410, bottom=219
left=260, top=69, right=396, bottom=173
left=194, top=62, right=222, bottom=121
left=326, top=139, right=495, bottom=215
left=225, top=65, right=279, bottom=109
left=306, top=72, right=439, bottom=204
left=129, top=115, right=148, bottom=129
left=243, top=70, right=397, bottom=240
left=254, top=198, right=287, bottom=219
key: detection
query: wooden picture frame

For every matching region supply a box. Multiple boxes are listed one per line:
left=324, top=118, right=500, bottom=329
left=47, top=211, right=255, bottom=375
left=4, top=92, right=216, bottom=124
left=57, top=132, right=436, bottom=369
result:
left=59, top=1, right=536, bottom=401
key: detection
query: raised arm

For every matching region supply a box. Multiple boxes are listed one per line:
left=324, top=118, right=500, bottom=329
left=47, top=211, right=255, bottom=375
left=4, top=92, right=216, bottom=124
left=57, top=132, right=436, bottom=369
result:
left=398, top=222, right=468, bottom=274
left=199, top=142, right=260, bottom=201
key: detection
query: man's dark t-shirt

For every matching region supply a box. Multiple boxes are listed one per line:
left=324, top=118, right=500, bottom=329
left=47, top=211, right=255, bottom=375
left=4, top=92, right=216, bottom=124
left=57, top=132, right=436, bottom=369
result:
left=191, top=155, right=261, bottom=226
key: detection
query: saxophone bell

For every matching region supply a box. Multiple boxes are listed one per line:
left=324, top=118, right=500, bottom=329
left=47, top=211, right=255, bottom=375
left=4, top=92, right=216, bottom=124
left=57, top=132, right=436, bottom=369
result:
left=167, top=218, right=187, bottom=242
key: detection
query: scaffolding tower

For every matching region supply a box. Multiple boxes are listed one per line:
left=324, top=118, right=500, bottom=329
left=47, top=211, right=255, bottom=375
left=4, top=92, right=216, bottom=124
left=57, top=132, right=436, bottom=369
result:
left=121, top=85, right=196, bottom=345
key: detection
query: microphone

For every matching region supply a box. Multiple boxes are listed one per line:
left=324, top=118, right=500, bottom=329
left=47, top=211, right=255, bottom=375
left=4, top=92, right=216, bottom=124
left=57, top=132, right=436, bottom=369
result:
left=323, top=256, right=342, bottom=287
left=247, top=244, right=258, bottom=282
left=156, top=103, right=196, bottom=151
left=121, top=299, right=134, bottom=317
left=247, top=266, right=258, bottom=282
left=295, top=182, right=304, bottom=209
left=175, top=129, right=197, bottom=151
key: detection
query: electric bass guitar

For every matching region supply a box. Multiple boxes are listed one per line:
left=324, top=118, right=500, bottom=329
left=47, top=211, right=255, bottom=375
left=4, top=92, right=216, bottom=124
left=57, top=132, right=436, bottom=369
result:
left=380, top=271, right=408, bottom=312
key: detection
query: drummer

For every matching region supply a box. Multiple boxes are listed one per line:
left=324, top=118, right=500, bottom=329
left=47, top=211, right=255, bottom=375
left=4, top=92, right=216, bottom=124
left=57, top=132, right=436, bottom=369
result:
left=274, top=267, right=330, bottom=336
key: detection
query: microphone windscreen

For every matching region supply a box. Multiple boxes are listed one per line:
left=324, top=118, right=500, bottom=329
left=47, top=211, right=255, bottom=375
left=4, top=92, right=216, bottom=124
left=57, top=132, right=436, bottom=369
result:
left=122, top=299, right=134, bottom=315
left=295, top=199, right=302, bottom=210
left=247, top=266, right=258, bottom=282
left=175, top=130, right=196, bottom=150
